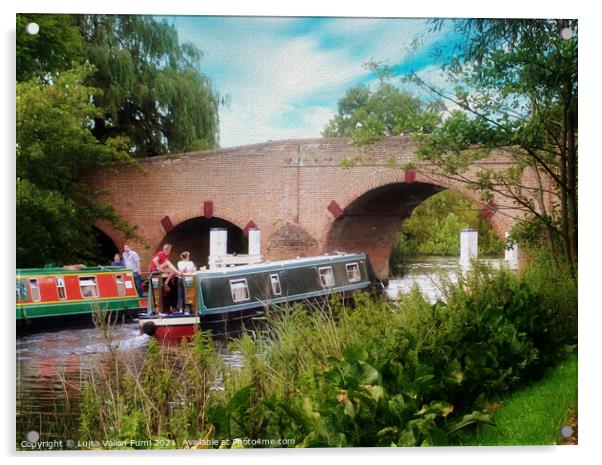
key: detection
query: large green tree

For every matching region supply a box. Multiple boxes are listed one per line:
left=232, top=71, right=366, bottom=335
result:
left=16, top=14, right=223, bottom=266
left=17, top=14, right=220, bottom=156
left=16, top=14, right=83, bottom=82
left=17, top=65, right=133, bottom=267
left=333, top=20, right=577, bottom=276
left=76, top=15, right=220, bottom=155
left=411, top=19, right=578, bottom=276
left=322, top=82, right=444, bottom=145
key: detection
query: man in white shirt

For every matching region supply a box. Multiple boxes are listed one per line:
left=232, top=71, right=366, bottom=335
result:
left=123, top=244, right=143, bottom=295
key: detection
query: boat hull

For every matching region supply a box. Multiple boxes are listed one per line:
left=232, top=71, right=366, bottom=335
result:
left=139, top=314, right=200, bottom=340
left=17, top=305, right=145, bottom=333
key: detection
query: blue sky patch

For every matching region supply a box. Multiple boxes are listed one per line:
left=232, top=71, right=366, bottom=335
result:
left=163, top=16, right=460, bottom=147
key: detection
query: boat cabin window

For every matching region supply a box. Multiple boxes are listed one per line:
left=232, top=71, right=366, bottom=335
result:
left=29, top=278, right=41, bottom=302
left=79, top=276, right=99, bottom=298
left=55, top=277, right=67, bottom=300
left=230, top=278, right=250, bottom=302
left=115, top=274, right=125, bottom=296
left=318, top=266, right=335, bottom=288
left=16, top=279, right=29, bottom=302
left=270, top=274, right=282, bottom=296
left=346, top=263, right=361, bottom=283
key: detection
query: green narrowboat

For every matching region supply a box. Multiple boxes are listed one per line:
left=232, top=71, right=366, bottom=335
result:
left=138, top=252, right=373, bottom=339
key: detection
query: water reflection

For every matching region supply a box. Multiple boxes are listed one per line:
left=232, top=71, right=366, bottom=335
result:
left=16, top=320, right=245, bottom=443
left=386, top=255, right=511, bottom=302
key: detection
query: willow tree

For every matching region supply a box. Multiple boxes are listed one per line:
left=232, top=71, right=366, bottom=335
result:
left=76, top=14, right=220, bottom=156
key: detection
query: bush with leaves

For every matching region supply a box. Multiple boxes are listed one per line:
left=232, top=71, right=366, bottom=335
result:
left=204, top=265, right=571, bottom=447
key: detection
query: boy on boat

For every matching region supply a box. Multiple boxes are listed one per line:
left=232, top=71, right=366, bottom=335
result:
left=177, top=251, right=197, bottom=312
left=149, top=243, right=181, bottom=291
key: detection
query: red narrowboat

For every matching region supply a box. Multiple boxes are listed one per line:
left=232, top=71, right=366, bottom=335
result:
left=16, top=265, right=147, bottom=331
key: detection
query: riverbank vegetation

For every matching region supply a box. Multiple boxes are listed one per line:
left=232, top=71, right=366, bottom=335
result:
left=463, top=353, right=577, bottom=446
left=73, top=260, right=576, bottom=448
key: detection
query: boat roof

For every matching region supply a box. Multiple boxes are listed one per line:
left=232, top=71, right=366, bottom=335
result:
left=16, top=265, right=131, bottom=276
left=197, top=252, right=366, bottom=278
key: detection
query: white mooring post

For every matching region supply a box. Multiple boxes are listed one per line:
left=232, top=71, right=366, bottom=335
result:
left=248, top=228, right=261, bottom=256
left=459, top=228, right=478, bottom=270
left=504, top=231, right=519, bottom=268
left=209, top=228, right=228, bottom=269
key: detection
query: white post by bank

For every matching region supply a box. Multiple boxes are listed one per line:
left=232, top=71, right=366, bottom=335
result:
left=460, top=228, right=478, bottom=270
left=504, top=231, right=519, bottom=268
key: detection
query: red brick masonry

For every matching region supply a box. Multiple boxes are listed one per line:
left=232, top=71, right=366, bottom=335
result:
left=85, top=136, right=543, bottom=279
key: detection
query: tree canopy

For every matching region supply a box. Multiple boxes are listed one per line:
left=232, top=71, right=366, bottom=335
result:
left=326, top=19, right=577, bottom=276
left=17, top=14, right=220, bottom=156
left=414, top=19, right=578, bottom=275
left=76, top=15, right=220, bottom=155
left=322, top=82, right=444, bottom=145
left=16, top=14, right=83, bottom=82
left=17, top=65, right=133, bottom=267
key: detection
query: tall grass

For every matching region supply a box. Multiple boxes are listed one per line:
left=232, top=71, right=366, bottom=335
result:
left=78, top=330, right=223, bottom=447
left=73, top=260, right=576, bottom=448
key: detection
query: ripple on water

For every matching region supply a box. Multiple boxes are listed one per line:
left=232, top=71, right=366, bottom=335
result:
left=386, top=256, right=511, bottom=302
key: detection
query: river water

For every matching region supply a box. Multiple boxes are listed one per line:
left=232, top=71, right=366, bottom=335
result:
left=16, top=256, right=509, bottom=445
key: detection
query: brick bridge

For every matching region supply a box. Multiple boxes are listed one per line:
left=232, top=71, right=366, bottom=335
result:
left=86, top=136, right=530, bottom=279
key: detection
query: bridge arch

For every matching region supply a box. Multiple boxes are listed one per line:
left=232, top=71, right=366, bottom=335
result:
left=91, top=226, right=119, bottom=264
left=90, top=220, right=126, bottom=264
left=157, top=216, right=246, bottom=268
left=324, top=171, right=502, bottom=279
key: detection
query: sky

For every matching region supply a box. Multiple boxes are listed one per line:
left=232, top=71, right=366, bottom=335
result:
left=164, top=16, right=461, bottom=148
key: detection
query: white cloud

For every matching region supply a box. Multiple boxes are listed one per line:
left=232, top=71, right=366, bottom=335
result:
left=205, top=31, right=368, bottom=146
left=412, top=65, right=456, bottom=93
left=174, top=17, right=452, bottom=147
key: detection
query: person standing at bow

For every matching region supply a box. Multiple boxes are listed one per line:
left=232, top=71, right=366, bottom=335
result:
left=123, top=244, right=144, bottom=296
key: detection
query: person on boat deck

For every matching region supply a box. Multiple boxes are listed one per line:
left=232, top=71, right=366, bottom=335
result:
left=111, top=253, right=124, bottom=267
left=177, top=251, right=197, bottom=312
left=149, top=243, right=181, bottom=292
left=123, top=244, right=143, bottom=295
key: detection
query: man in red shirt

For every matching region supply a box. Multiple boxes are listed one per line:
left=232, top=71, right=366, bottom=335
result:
left=150, top=243, right=181, bottom=291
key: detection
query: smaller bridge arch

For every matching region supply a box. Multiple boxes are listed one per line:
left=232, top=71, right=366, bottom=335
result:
left=155, top=216, right=246, bottom=268
left=91, top=220, right=126, bottom=264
